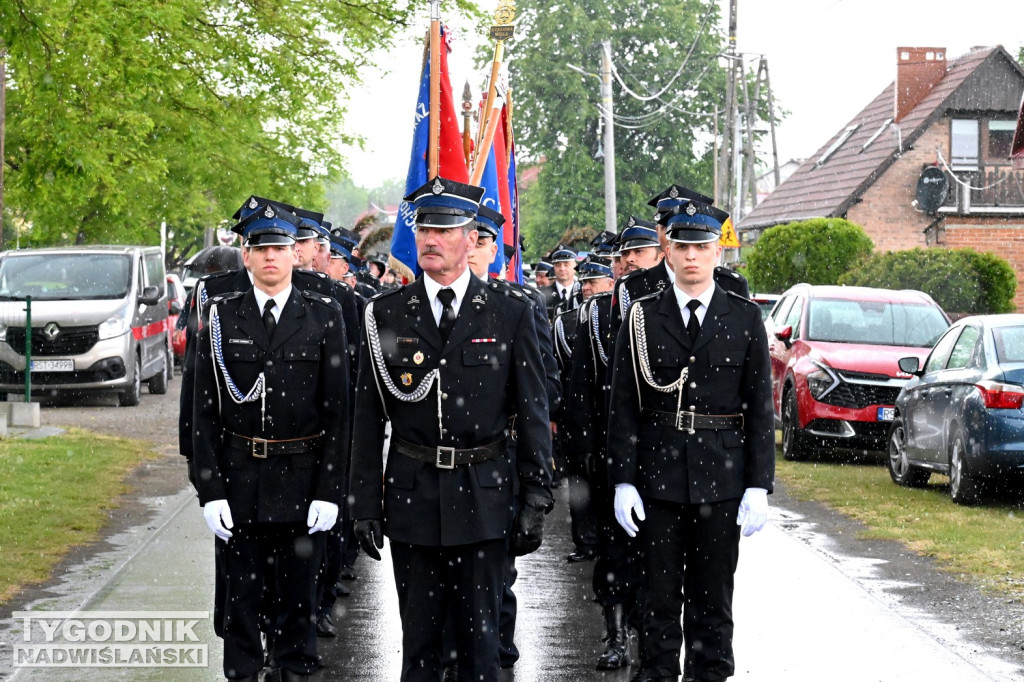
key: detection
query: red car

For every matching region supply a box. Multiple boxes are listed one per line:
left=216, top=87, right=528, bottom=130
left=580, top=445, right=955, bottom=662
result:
left=766, top=284, right=949, bottom=459
left=166, top=273, right=187, bottom=364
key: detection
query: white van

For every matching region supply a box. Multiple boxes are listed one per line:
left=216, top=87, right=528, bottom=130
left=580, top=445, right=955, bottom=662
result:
left=0, top=246, right=172, bottom=406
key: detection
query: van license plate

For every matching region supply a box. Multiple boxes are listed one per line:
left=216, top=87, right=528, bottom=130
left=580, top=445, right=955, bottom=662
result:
left=877, top=407, right=896, bottom=422
left=31, top=360, right=74, bottom=372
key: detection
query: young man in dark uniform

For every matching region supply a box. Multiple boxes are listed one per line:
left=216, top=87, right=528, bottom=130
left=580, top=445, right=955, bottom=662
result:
left=349, top=176, right=553, bottom=682
left=192, top=205, right=349, bottom=682
left=607, top=192, right=773, bottom=682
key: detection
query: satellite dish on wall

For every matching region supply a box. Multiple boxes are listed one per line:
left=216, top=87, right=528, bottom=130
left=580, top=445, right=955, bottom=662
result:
left=915, top=166, right=949, bottom=214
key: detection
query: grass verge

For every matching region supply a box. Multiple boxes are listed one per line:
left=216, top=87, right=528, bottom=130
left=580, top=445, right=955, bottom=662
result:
left=776, top=452, right=1024, bottom=598
left=0, top=428, right=158, bottom=604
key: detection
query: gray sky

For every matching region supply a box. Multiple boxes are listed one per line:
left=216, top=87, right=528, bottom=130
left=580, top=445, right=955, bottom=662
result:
left=339, top=0, right=1023, bottom=188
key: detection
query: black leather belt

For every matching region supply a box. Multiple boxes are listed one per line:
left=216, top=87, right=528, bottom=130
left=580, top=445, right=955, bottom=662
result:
left=226, top=431, right=324, bottom=459
left=642, top=408, right=744, bottom=433
left=394, top=437, right=505, bottom=470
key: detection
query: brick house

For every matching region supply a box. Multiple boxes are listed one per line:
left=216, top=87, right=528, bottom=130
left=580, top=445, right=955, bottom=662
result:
left=738, top=46, right=1024, bottom=309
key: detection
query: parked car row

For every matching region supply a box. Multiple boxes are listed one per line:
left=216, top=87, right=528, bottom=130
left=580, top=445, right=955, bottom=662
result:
left=764, top=282, right=1024, bottom=505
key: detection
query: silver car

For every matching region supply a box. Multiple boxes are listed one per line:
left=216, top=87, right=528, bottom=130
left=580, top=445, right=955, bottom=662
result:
left=0, top=245, right=172, bottom=406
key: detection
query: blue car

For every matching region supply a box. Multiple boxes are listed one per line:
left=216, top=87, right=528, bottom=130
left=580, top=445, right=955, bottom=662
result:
left=887, top=314, right=1024, bottom=504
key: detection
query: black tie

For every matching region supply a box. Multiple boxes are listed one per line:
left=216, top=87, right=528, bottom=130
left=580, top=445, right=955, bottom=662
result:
left=686, top=299, right=702, bottom=343
left=263, top=299, right=277, bottom=340
left=560, top=289, right=568, bottom=304
left=437, top=289, right=456, bottom=343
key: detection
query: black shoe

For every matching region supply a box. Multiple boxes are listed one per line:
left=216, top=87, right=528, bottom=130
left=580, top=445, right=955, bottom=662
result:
left=315, top=613, right=338, bottom=638
left=498, top=667, right=515, bottom=682
left=226, top=676, right=258, bottom=682
left=441, top=664, right=458, bottom=682
left=335, top=580, right=351, bottom=597
left=340, top=565, right=358, bottom=580
left=595, top=604, right=630, bottom=670
left=566, top=546, right=597, bottom=562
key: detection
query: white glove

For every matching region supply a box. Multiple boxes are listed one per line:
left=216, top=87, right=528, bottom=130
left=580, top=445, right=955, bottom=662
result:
left=736, top=487, right=769, bottom=537
left=307, top=500, right=339, bottom=534
left=613, top=483, right=646, bottom=538
left=203, top=499, right=234, bottom=541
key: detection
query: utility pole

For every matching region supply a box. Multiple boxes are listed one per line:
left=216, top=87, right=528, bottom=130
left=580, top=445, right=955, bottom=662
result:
left=600, top=40, right=617, bottom=235
left=763, top=57, right=781, bottom=188
left=718, top=0, right=738, bottom=215
left=0, top=46, right=7, bottom=252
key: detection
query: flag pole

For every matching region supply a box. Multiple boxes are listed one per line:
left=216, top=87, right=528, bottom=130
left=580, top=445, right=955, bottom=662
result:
left=470, top=88, right=505, bottom=186
left=475, top=0, right=516, bottom=163
left=462, top=81, right=474, bottom=168
left=428, top=0, right=441, bottom=177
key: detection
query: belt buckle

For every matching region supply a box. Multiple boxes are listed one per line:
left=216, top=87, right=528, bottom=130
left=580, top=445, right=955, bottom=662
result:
left=676, top=410, right=696, bottom=435
left=436, top=446, right=456, bottom=469
left=252, top=437, right=269, bottom=459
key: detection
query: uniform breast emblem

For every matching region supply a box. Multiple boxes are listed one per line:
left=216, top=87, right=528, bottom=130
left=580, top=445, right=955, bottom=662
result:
left=413, top=351, right=425, bottom=365
left=401, top=372, right=413, bottom=386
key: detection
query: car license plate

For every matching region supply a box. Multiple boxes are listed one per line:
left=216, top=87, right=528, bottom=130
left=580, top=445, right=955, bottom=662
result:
left=30, top=359, right=74, bottom=372
left=877, top=407, right=896, bottom=422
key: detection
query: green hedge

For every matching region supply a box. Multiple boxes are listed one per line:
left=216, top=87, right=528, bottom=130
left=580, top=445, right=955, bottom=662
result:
left=839, top=248, right=1017, bottom=314
left=746, top=218, right=874, bottom=292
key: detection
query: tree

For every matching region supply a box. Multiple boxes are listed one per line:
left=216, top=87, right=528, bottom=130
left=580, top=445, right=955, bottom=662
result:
left=745, top=218, right=873, bottom=292
left=0, top=0, right=418, bottom=248
left=508, top=1, right=735, bottom=255
left=839, top=248, right=1017, bottom=315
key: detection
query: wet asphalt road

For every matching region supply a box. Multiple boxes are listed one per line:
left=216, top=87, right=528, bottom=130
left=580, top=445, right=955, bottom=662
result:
left=3, top=378, right=1024, bottom=680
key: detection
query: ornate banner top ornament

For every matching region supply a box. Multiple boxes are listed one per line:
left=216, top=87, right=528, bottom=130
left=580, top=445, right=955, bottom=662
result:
left=489, top=0, right=516, bottom=41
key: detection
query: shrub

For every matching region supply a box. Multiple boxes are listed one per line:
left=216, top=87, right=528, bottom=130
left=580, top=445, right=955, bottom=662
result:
left=746, top=218, right=873, bottom=292
left=839, top=248, right=1016, bottom=314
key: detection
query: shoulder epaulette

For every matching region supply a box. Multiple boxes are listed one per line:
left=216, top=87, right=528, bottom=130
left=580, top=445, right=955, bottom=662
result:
left=369, top=284, right=404, bottom=302
left=727, top=290, right=758, bottom=306
left=632, top=289, right=663, bottom=305
left=300, top=289, right=341, bottom=307
left=715, top=266, right=743, bottom=280
left=591, top=291, right=613, bottom=301
left=200, top=270, right=236, bottom=283
left=208, top=290, right=243, bottom=305
left=489, top=279, right=527, bottom=301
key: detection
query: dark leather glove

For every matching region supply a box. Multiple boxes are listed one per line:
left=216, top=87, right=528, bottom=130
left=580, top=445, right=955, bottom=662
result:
left=354, top=519, right=384, bottom=561
left=511, top=503, right=547, bottom=556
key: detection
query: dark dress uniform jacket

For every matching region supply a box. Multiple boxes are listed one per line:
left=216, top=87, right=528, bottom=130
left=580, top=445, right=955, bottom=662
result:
left=350, top=275, right=553, bottom=547
left=564, top=292, right=613, bottom=461
left=192, top=287, right=349, bottom=523
left=607, top=285, right=774, bottom=504
left=179, top=269, right=360, bottom=462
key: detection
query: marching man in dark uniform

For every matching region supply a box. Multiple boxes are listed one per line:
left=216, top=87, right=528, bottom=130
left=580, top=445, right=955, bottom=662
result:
left=192, top=204, right=349, bottom=682
left=349, top=176, right=553, bottom=682
left=607, top=191, right=773, bottom=682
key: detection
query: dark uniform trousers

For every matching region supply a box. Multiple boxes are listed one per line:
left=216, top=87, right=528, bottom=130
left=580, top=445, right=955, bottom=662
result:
left=607, top=284, right=773, bottom=682
left=193, top=287, right=349, bottom=678
left=565, top=292, right=636, bottom=608
left=553, top=304, right=598, bottom=555
left=350, top=275, right=552, bottom=682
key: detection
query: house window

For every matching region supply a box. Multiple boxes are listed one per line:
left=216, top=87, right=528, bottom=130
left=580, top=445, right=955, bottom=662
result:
left=950, top=119, right=979, bottom=170
left=987, top=120, right=1016, bottom=160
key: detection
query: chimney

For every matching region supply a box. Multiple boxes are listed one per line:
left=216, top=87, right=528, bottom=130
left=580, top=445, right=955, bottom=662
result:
left=894, top=47, right=947, bottom=122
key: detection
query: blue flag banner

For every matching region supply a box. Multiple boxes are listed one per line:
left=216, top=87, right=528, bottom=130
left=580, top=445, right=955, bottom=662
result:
left=390, top=62, right=431, bottom=280
left=478, top=147, right=506, bottom=276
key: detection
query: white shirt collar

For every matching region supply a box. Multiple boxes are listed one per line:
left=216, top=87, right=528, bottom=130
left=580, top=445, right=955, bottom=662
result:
left=423, top=267, right=472, bottom=324
left=252, top=285, right=292, bottom=323
left=673, top=280, right=715, bottom=324
left=664, top=259, right=676, bottom=284
left=555, top=280, right=576, bottom=297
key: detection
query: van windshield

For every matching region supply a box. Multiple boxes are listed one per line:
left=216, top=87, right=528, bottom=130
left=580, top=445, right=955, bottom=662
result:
left=0, top=254, right=132, bottom=300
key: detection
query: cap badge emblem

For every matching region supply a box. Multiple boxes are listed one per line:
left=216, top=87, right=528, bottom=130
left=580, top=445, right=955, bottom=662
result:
left=401, top=372, right=413, bottom=386
left=432, top=178, right=445, bottom=195
left=248, top=197, right=259, bottom=209
left=669, top=187, right=679, bottom=199
left=413, top=351, right=425, bottom=365
left=685, top=202, right=697, bottom=216
left=627, top=216, right=635, bottom=227
left=263, top=206, right=275, bottom=218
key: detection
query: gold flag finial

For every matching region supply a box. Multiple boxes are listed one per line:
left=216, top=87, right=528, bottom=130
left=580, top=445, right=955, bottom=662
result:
left=490, top=0, right=516, bottom=41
